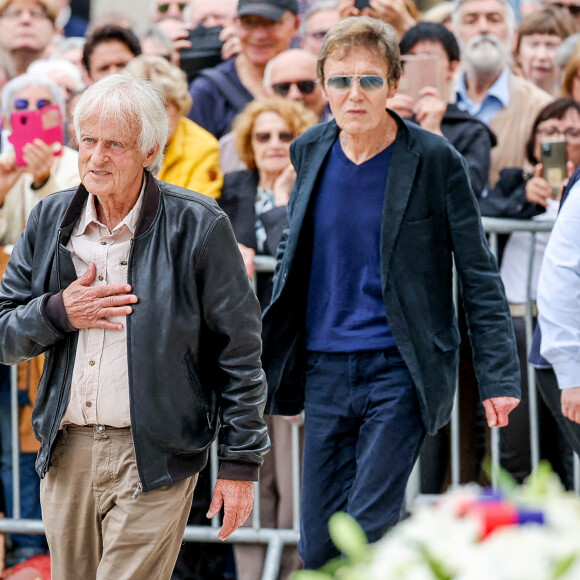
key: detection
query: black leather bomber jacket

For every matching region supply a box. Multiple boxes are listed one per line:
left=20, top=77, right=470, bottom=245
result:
left=0, top=174, right=270, bottom=492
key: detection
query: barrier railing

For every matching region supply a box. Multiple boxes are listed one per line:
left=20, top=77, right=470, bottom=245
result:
left=3, top=220, right=577, bottom=580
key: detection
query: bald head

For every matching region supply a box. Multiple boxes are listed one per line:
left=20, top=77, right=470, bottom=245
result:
left=264, top=49, right=326, bottom=120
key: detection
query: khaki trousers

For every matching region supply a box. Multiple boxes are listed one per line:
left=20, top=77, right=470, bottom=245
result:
left=40, top=425, right=196, bottom=580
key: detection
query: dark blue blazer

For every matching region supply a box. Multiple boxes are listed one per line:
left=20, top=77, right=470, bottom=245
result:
left=262, top=112, right=521, bottom=435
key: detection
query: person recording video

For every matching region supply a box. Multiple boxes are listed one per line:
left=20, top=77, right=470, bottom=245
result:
left=0, top=73, right=79, bottom=245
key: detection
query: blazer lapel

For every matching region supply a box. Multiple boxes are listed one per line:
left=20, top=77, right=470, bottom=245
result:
left=381, top=116, right=420, bottom=280
left=283, top=122, right=339, bottom=262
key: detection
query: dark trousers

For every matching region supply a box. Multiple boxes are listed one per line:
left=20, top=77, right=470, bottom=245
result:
left=500, top=318, right=573, bottom=487
left=536, top=368, right=580, bottom=461
left=300, top=348, right=425, bottom=569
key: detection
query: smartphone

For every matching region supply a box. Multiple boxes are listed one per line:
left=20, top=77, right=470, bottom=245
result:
left=8, top=105, right=64, bottom=166
left=541, top=140, right=567, bottom=198
left=355, top=0, right=371, bottom=8
left=398, top=54, right=443, bottom=103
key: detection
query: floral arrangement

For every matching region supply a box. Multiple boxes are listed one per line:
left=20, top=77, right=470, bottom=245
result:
left=294, top=463, right=580, bottom=580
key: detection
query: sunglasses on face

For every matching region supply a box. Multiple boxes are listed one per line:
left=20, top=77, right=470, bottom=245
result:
left=552, top=2, right=580, bottom=15
left=252, top=131, right=295, bottom=144
left=325, top=75, right=387, bottom=93
left=157, top=2, right=187, bottom=13
left=272, top=80, right=317, bottom=97
left=13, top=98, right=52, bottom=110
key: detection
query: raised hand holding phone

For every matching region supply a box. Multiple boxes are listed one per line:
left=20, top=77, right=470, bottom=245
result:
left=8, top=105, right=64, bottom=167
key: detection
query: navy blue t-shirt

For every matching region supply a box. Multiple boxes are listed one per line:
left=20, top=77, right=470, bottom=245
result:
left=305, top=138, right=396, bottom=353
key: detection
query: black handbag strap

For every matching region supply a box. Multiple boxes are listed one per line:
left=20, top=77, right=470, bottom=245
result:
left=198, top=68, right=250, bottom=113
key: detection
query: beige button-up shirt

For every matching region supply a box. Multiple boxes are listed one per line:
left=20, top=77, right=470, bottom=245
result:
left=60, top=187, right=144, bottom=428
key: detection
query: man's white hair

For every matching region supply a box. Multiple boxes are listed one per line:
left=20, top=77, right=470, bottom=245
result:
left=73, top=73, right=168, bottom=175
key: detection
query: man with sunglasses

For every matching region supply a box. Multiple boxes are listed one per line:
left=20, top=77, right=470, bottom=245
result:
left=549, top=0, right=580, bottom=31
left=151, top=0, right=189, bottom=22
left=262, top=16, right=520, bottom=569
left=264, top=48, right=329, bottom=121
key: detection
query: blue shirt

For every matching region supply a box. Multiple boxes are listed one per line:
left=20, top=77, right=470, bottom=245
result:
left=305, top=138, right=396, bottom=353
left=455, top=67, right=510, bottom=126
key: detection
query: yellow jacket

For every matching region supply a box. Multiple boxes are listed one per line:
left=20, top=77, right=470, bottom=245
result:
left=158, top=116, right=223, bottom=199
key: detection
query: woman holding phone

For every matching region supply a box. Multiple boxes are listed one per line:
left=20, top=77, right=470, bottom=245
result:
left=0, top=73, right=79, bottom=244
left=480, top=98, right=580, bottom=487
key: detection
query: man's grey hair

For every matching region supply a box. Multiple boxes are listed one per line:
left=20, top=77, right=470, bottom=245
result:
left=299, top=0, right=339, bottom=38
left=451, top=0, right=516, bottom=37
left=1, top=73, right=66, bottom=118
left=73, top=74, right=169, bottom=175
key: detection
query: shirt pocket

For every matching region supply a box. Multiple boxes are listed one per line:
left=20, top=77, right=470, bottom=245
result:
left=111, top=257, right=129, bottom=284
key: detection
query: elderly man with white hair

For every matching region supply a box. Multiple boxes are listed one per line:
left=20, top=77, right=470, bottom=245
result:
left=453, top=0, right=553, bottom=188
left=0, top=73, right=269, bottom=579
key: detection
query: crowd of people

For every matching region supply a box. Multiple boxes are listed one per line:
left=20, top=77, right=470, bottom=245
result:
left=0, top=0, right=578, bottom=578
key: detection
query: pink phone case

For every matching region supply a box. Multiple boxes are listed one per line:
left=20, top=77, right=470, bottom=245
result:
left=8, top=105, right=64, bottom=167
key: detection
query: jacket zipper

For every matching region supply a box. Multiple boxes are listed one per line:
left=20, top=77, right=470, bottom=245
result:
left=131, top=482, right=143, bottom=499
left=126, top=239, right=147, bottom=492
left=42, top=231, right=71, bottom=476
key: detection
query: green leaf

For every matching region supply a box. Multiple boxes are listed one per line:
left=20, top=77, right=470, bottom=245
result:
left=292, top=571, right=334, bottom=580
left=421, top=547, right=454, bottom=580
left=482, top=458, right=518, bottom=497
left=319, top=556, right=346, bottom=575
left=554, top=555, right=576, bottom=578
left=328, top=512, right=369, bottom=563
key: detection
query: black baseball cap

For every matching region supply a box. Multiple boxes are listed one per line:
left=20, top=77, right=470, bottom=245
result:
left=237, top=0, right=299, bottom=21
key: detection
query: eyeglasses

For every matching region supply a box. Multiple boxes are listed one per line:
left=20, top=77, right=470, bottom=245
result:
left=308, top=29, right=330, bottom=40
left=157, top=2, right=187, bottom=13
left=537, top=126, right=580, bottom=142
left=1, top=7, right=50, bottom=20
left=551, top=2, right=580, bottom=15
left=13, top=98, right=52, bottom=110
left=325, top=75, right=387, bottom=93
left=272, top=80, right=317, bottom=96
left=252, top=131, right=295, bottom=144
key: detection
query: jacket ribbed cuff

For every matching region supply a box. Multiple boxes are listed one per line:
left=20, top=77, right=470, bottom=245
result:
left=43, top=292, right=76, bottom=334
left=218, top=459, right=260, bottom=481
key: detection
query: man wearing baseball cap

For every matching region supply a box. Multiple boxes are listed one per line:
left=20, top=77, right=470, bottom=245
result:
left=237, top=0, right=299, bottom=20
left=188, top=0, right=300, bottom=139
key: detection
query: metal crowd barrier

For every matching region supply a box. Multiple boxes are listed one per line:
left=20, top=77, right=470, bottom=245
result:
left=2, top=221, right=579, bottom=580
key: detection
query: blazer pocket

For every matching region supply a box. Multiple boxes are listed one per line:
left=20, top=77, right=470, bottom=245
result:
left=432, top=327, right=461, bottom=353
left=402, top=214, right=434, bottom=227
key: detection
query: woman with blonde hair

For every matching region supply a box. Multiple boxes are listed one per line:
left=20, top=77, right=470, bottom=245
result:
left=220, top=96, right=317, bottom=286
left=125, top=54, right=223, bottom=198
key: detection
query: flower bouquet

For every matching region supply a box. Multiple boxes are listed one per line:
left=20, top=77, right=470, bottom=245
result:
left=294, top=462, right=580, bottom=579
